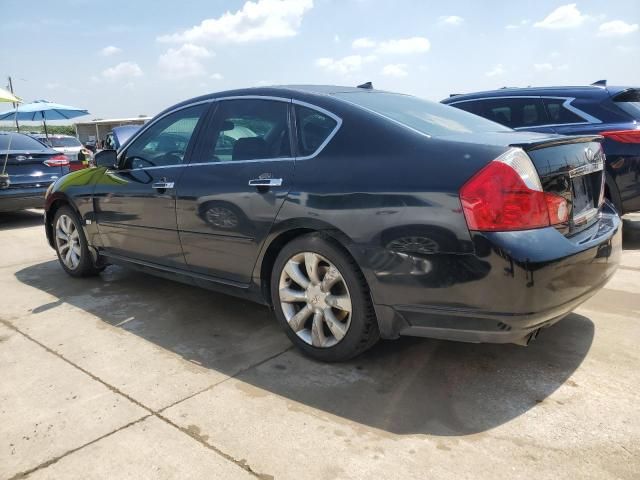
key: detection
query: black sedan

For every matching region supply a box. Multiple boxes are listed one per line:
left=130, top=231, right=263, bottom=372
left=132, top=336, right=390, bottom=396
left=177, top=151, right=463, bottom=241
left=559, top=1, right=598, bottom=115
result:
left=1, top=132, right=70, bottom=212
left=43, top=85, right=621, bottom=361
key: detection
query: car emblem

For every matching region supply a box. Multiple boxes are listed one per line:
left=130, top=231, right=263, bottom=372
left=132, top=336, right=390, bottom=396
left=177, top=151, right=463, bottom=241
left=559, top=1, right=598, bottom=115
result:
left=585, top=147, right=594, bottom=163
left=16, top=155, right=27, bottom=162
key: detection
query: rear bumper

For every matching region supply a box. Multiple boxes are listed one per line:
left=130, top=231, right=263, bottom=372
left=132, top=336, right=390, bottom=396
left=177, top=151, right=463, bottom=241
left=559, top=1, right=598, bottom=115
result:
left=0, top=188, right=47, bottom=212
left=372, top=204, right=622, bottom=344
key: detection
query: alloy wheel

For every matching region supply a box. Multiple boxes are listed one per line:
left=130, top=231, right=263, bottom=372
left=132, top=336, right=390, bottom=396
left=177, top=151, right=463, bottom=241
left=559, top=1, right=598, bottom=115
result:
left=279, top=252, right=352, bottom=348
left=55, top=214, right=82, bottom=270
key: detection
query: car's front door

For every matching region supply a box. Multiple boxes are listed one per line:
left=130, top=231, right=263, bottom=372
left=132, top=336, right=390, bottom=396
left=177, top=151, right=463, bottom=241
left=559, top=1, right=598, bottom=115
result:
left=175, top=98, right=295, bottom=284
left=94, top=102, right=209, bottom=268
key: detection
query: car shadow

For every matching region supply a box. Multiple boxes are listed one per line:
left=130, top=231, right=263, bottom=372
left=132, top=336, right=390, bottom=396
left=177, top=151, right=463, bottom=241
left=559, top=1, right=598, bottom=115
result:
left=15, top=260, right=594, bottom=436
left=0, top=210, right=43, bottom=231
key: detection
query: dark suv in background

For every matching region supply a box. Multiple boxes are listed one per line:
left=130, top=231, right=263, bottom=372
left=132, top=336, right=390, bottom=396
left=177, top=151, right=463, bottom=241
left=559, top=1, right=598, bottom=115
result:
left=442, top=82, right=640, bottom=215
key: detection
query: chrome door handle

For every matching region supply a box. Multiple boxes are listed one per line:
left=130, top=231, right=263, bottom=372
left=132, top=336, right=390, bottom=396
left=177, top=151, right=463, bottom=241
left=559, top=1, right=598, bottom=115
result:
left=152, top=181, right=174, bottom=189
left=248, top=178, right=283, bottom=187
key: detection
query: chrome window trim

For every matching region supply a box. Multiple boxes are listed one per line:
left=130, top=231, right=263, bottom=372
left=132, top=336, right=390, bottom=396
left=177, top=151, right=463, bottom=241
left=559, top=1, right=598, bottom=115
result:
left=113, top=95, right=344, bottom=171
left=215, top=95, right=291, bottom=103
left=448, top=95, right=602, bottom=125
left=292, top=99, right=343, bottom=160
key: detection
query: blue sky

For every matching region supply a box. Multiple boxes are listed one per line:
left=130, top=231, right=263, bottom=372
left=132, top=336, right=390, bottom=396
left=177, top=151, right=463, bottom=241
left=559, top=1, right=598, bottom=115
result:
left=1, top=0, right=639, bottom=120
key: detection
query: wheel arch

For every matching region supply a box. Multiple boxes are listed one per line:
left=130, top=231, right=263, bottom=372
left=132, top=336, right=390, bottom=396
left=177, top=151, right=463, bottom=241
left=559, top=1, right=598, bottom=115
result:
left=255, top=219, right=364, bottom=306
left=45, top=193, right=84, bottom=249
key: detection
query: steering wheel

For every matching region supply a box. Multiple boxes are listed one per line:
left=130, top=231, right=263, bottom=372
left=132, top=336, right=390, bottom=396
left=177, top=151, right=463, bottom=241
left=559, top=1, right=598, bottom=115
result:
left=157, top=150, right=184, bottom=164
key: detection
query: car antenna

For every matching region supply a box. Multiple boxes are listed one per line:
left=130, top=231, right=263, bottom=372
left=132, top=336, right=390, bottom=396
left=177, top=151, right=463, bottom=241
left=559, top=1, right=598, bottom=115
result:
left=357, top=81, right=373, bottom=89
left=591, top=79, right=607, bottom=87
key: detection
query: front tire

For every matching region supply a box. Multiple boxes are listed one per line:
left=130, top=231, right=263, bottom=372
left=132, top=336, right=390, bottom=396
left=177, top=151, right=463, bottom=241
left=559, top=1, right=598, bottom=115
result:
left=271, top=234, right=379, bottom=362
left=52, top=206, right=103, bottom=277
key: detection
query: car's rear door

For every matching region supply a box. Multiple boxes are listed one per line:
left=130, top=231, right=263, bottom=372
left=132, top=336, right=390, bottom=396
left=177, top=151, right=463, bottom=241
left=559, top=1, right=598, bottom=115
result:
left=175, top=97, right=295, bottom=284
left=94, top=102, right=209, bottom=269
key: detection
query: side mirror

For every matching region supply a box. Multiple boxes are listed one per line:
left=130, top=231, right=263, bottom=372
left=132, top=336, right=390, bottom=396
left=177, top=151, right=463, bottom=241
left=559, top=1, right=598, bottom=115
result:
left=95, top=149, right=118, bottom=168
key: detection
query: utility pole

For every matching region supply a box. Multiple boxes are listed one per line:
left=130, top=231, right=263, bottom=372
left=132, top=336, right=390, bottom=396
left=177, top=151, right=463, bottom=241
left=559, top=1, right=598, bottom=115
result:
left=7, top=76, right=19, bottom=132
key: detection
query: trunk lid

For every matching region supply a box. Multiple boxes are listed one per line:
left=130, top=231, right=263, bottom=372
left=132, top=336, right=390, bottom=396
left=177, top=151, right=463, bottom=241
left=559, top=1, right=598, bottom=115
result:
left=510, top=135, right=605, bottom=235
left=1, top=150, right=65, bottom=188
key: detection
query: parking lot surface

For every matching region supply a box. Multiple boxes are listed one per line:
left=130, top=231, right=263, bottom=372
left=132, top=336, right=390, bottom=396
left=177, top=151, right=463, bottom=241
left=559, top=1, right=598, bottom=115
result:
left=1, top=210, right=639, bottom=480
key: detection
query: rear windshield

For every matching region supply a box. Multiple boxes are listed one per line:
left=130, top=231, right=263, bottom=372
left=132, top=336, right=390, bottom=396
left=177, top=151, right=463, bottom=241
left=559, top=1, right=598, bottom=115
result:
left=0, top=133, right=49, bottom=151
left=333, top=92, right=511, bottom=136
left=49, top=136, right=82, bottom=148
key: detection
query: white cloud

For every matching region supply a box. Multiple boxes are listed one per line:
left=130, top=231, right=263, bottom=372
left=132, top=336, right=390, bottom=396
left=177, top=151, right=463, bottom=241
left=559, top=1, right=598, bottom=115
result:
left=534, top=4, right=587, bottom=29
left=376, top=37, right=430, bottom=55
left=598, top=20, right=639, bottom=37
left=534, top=63, right=553, bottom=72
left=333, top=34, right=340, bottom=43
left=557, top=64, right=569, bottom=71
left=210, top=73, right=223, bottom=80
left=100, top=45, right=121, bottom=56
left=158, top=0, right=313, bottom=44
left=102, top=62, right=143, bottom=81
left=485, top=64, right=505, bottom=77
left=315, top=55, right=376, bottom=74
left=505, top=19, right=530, bottom=30
left=438, top=15, right=464, bottom=26
left=45, top=82, right=60, bottom=89
left=382, top=63, right=408, bottom=77
left=352, top=37, right=376, bottom=49
left=158, top=43, right=213, bottom=79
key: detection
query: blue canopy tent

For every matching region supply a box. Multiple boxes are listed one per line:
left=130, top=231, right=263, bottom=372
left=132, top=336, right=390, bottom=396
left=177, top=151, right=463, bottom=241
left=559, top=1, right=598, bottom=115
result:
left=0, top=100, right=89, bottom=139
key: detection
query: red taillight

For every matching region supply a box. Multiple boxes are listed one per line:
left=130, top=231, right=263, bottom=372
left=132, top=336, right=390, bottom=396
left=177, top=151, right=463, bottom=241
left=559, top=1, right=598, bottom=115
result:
left=460, top=148, right=569, bottom=231
left=43, top=154, right=70, bottom=167
left=600, top=129, right=640, bottom=143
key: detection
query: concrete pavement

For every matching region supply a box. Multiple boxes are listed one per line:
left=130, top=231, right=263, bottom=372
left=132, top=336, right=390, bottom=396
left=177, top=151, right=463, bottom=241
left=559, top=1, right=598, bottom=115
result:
left=1, top=210, right=638, bottom=479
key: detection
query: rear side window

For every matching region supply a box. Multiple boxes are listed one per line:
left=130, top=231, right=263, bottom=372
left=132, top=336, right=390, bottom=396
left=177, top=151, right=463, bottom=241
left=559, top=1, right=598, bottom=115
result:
left=542, top=99, right=586, bottom=124
left=335, top=92, right=510, bottom=136
left=455, top=98, right=548, bottom=129
left=295, top=105, right=338, bottom=156
left=0, top=133, right=49, bottom=151
left=613, top=89, right=640, bottom=119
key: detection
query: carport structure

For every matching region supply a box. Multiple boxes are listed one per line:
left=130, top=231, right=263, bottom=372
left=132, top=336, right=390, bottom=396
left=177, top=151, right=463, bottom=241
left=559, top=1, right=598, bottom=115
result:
left=74, top=116, right=151, bottom=145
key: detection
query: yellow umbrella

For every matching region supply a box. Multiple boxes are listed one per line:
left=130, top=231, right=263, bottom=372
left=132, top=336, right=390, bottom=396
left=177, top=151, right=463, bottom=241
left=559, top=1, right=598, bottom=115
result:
left=0, top=87, right=21, bottom=103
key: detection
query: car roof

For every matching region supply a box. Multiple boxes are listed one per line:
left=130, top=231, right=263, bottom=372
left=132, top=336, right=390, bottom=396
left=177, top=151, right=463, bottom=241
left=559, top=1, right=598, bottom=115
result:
left=442, top=85, right=637, bottom=103
left=160, top=84, right=395, bottom=117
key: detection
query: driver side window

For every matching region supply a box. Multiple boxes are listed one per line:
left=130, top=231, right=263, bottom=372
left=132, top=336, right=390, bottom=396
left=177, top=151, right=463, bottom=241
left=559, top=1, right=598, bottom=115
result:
left=122, top=104, right=206, bottom=169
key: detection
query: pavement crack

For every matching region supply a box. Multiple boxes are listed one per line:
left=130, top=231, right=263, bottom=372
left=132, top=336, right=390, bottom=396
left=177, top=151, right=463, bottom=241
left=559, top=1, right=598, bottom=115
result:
left=158, top=345, right=293, bottom=414
left=0, top=318, right=286, bottom=480
left=7, top=415, right=152, bottom=480
left=155, top=412, right=274, bottom=480
left=0, top=318, right=155, bottom=416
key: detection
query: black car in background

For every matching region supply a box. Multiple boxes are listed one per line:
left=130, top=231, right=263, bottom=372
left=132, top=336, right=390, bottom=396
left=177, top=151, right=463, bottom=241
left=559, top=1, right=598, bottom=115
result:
left=0, top=132, right=70, bottom=212
left=43, top=86, right=621, bottom=361
left=442, top=83, right=640, bottom=215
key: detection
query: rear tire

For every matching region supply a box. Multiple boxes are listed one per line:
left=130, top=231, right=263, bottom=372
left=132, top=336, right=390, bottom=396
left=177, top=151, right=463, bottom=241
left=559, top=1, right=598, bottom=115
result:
left=52, top=206, right=103, bottom=277
left=270, top=233, right=379, bottom=362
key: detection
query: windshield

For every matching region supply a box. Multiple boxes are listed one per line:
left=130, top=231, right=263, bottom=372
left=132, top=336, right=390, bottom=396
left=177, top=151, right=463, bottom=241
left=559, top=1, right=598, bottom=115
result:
left=0, top=133, right=49, bottom=151
left=333, top=92, right=511, bottom=136
left=49, top=137, right=82, bottom=148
